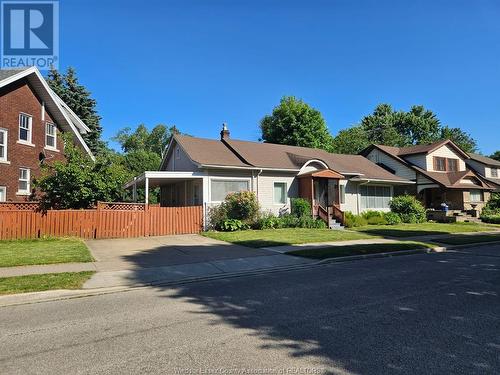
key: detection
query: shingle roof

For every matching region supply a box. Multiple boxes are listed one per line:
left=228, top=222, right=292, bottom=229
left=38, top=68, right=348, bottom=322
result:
left=468, top=153, right=500, bottom=167
left=0, top=68, right=29, bottom=81
left=411, top=166, right=492, bottom=189
left=174, top=135, right=409, bottom=182
left=374, top=139, right=469, bottom=158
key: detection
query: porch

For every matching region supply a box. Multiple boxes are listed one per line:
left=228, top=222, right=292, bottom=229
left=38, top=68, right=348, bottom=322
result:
left=298, top=169, right=345, bottom=228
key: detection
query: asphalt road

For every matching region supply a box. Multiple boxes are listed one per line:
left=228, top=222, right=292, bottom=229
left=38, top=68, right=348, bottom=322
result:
left=1, top=245, right=500, bottom=375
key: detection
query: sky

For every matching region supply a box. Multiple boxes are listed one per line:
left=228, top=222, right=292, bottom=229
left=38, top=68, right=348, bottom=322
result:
left=57, top=0, right=500, bottom=154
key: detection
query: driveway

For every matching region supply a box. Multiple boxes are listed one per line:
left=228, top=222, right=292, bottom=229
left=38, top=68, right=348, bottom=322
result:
left=85, top=234, right=274, bottom=272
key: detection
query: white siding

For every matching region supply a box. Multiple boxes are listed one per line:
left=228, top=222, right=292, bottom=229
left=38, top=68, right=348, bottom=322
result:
left=426, top=144, right=466, bottom=172
left=340, top=180, right=360, bottom=214
left=366, top=149, right=416, bottom=180
left=257, top=172, right=298, bottom=215
left=165, top=144, right=198, bottom=171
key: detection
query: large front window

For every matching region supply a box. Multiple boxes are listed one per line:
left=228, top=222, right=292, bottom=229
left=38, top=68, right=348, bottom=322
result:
left=210, top=179, right=249, bottom=202
left=360, top=185, right=391, bottom=209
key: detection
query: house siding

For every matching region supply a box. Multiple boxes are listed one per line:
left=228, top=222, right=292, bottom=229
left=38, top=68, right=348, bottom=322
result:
left=165, top=143, right=198, bottom=171
left=426, top=144, right=466, bottom=172
left=465, top=159, right=486, bottom=177
left=257, top=172, right=298, bottom=215
left=366, top=149, right=416, bottom=181
left=0, top=79, right=65, bottom=201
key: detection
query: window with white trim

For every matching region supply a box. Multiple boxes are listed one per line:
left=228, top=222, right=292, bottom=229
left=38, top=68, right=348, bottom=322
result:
left=360, top=185, right=391, bottom=209
left=0, top=186, right=6, bottom=202
left=470, top=189, right=483, bottom=202
left=492, top=168, right=498, bottom=178
left=45, top=123, right=57, bottom=148
left=18, top=168, right=30, bottom=194
left=0, top=128, right=7, bottom=161
left=273, top=182, right=287, bottom=204
left=19, top=113, right=32, bottom=143
left=210, top=179, right=249, bottom=202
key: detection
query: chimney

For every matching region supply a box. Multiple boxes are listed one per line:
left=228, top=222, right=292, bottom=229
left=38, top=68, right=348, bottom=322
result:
left=220, top=122, right=230, bottom=140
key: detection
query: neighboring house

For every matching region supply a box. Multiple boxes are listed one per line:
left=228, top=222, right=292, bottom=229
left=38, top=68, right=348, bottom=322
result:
left=361, top=140, right=494, bottom=213
left=0, top=67, right=93, bottom=202
left=126, top=125, right=414, bottom=227
left=466, top=153, right=500, bottom=192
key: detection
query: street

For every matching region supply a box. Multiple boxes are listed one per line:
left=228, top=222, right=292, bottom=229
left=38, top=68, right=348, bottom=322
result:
left=1, top=245, right=500, bottom=374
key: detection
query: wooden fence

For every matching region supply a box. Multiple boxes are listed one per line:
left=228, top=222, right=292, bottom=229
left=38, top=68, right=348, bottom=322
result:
left=0, top=202, right=203, bottom=240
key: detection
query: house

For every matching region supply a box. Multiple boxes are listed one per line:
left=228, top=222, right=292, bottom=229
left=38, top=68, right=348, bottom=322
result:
left=466, top=153, right=500, bottom=192
left=0, top=67, right=93, bottom=202
left=125, top=125, right=414, bottom=227
left=361, top=140, right=494, bottom=215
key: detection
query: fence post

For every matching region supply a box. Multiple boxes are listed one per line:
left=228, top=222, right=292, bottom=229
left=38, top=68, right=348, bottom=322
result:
left=144, top=203, right=150, bottom=237
left=95, top=202, right=101, bottom=239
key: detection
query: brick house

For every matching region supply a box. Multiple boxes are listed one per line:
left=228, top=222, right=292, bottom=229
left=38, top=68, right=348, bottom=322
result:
left=0, top=67, right=93, bottom=202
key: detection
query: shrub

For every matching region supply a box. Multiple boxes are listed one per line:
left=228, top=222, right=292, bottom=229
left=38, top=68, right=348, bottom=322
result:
left=254, top=212, right=327, bottom=229
left=389, top=195, right=426, bottom=223
left=291, top=198, right=312, bottom=218
left=225, top=191, right=260, bottom=223
left=361, top=210, right=388, bottom=225
left=220, top=219, right=247, bottom=231
left=344, top=212, right=368, bottom=228
left=255, top=212, right=281, bottom=229
left=384, top=211, right=402, bottom=225
left=207, top=204, right=228, bottom=230
left=480, top=214, right=500, bottom=224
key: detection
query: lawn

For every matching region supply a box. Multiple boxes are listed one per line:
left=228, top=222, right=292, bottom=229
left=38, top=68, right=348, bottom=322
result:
left=0, top=271, right=95, bottom=295
left=352, top=222, right=498, bottom=238
left=0, top=238, right=93, bottom=267
left=288, top=242, right=432, bottom=260
left=203, top=228, right=376, bottom=248
left=434, top=233, right=500, bottom=245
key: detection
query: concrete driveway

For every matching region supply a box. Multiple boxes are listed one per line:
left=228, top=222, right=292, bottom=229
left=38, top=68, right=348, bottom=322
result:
left=83, top=234, right=310, bottom=288
left=85, top=234, right=274, bottom=272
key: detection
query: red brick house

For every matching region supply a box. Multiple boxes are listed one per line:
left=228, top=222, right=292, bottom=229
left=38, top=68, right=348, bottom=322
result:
left=0, top=67, right=93, bottom=202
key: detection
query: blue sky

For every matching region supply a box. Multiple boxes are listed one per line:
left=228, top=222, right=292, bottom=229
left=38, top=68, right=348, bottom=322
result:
left=58, top=0, right=500, bottom=154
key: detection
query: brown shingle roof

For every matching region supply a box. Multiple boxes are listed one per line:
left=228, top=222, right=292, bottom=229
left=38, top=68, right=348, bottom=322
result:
left=468, top=153, right=500, bottom=167
left=174, top=135, right=409, bottom=182
left=374, top=139, right=470, bottom=159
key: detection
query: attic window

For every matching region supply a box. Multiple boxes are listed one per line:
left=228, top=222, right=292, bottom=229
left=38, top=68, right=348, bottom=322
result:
left=175, top=147, right=180, bottom=160
left=434, top=157, right=446, bottom=171
left=492, top=168, right=498, bottom=178
left=447, top=158, right=458, bottom=172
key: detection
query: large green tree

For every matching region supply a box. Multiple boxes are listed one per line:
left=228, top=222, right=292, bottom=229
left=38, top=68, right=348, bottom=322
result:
left=331, top=126, right=370, bottom=155
left=34, top=136, right=129, bottom=209
left=490, top=151, right=500, bottom=161
left=46, top=66, right=105, bottom=155
left=439, top=126, right=477, bottom=153
left=260, top=96, right=333, bottom=151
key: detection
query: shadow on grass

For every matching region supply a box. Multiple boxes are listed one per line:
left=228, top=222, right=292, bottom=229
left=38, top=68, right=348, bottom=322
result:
left=355, top=228, right=452, bottom=238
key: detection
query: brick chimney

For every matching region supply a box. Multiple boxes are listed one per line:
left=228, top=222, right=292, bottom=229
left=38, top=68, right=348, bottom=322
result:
left=220, top=122, right=230, bottom=140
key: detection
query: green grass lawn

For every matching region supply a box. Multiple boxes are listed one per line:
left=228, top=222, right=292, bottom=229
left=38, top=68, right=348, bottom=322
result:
left=0, top=271, right=95, bottom=295
left=288, top=242, right=432, bottom=260
left=0, top=238, right=93, bottom=268
left=203, top=228, right=376, bottom=248
left=352, top=222, right=498, bottom=238
left=434, top=233, right=500, bottom=245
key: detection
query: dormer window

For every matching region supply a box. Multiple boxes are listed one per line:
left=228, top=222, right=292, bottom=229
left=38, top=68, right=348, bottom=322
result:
left=492, top=168, right=498, bottom=178
left=447, top=158, right=458, bottom=172
left=434, top=157, right=446, bottom=171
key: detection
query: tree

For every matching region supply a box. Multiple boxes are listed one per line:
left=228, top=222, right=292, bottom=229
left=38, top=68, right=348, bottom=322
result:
left=331, top=126, right=370, bottom=154
left=46, top=66, right=105, bottom=155
left=34, top=135, right=129, bottom=209
left=439, top=126, right=477, bottom=153
left=360, top=104, right=407, bottom=146
left=490, top=151, right=500, bottom=161
left=260, top=96, right=333, bottom=151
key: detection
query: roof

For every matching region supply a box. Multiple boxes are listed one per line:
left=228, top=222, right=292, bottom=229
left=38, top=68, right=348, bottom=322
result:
left=168, top=134, right=409, bottom=182
left=0, top=67, right=94, bottom=159
left=412, top=166, right=492, bottom=190
left=371, top=139, right=470, bottom=159
left=468, top=153, right=500, bottom=167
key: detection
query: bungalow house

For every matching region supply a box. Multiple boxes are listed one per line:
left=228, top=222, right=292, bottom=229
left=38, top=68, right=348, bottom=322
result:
left=466, top=153, right=500, bottom=192
left=126, top=125, right=414, bottom=227
left=361, top=140, right=494, bottom=216
left=0, top=67, right=93, bottom=202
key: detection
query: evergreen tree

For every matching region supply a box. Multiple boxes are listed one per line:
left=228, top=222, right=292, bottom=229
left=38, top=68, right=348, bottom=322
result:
left=47, top=66, right=104, bottom=155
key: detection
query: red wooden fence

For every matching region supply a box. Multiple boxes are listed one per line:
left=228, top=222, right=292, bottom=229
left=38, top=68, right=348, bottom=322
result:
left=0, top=203, right=203, bottom=240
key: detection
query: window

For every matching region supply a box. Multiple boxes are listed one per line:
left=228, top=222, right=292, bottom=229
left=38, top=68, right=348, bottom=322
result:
left=360, top=185, right=391, bottom=209
left=45, top=123, right=56, bottom=149
left=434, top=157, right=446, bottom=171
left=0, top=186, right=5, bottom=202
left=175, top=147, right=180, bottom=159
left=273, top=182, right=287, bottom=204
left=492, top=168, right=498, bottom=178
left=210, top=179, right=249, bottom=202
left=19, top=113, right=32, bottom=143
left=470, top=189, right=483, bottom=202
left=0, top=128, right=7, bottom=162
left=18, top=168, right=30, bottom=194
left=340, top=184, right=346, bottom=204
left=447, top=158, right=458, bottom=172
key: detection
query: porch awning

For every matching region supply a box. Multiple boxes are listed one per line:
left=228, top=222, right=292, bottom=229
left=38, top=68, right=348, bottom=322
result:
left=123, top=171, right=204, bottom=189
left=297, top=169, right=345, bottom=179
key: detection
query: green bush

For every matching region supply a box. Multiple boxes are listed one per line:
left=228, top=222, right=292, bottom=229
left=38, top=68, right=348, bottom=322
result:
left=482, top=193, right=500, bottom=216
left=207, top=204, right=228, bottom=230
left=220, top=219, right=247, bottom=232
left=344, top=212, right=368, bottom=228
left=384, top=212, right=402, bottom=225
left=361, top=210, right=388, bottom=225
left=291, top=198, right=312, bottom=218
left=254, top=212, right=326, bottom=229
left=480, top=214, right=500, bottom=224
left=389, top=195, right=426, bottom=223
left=225, top=191, right=260, bottom=223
